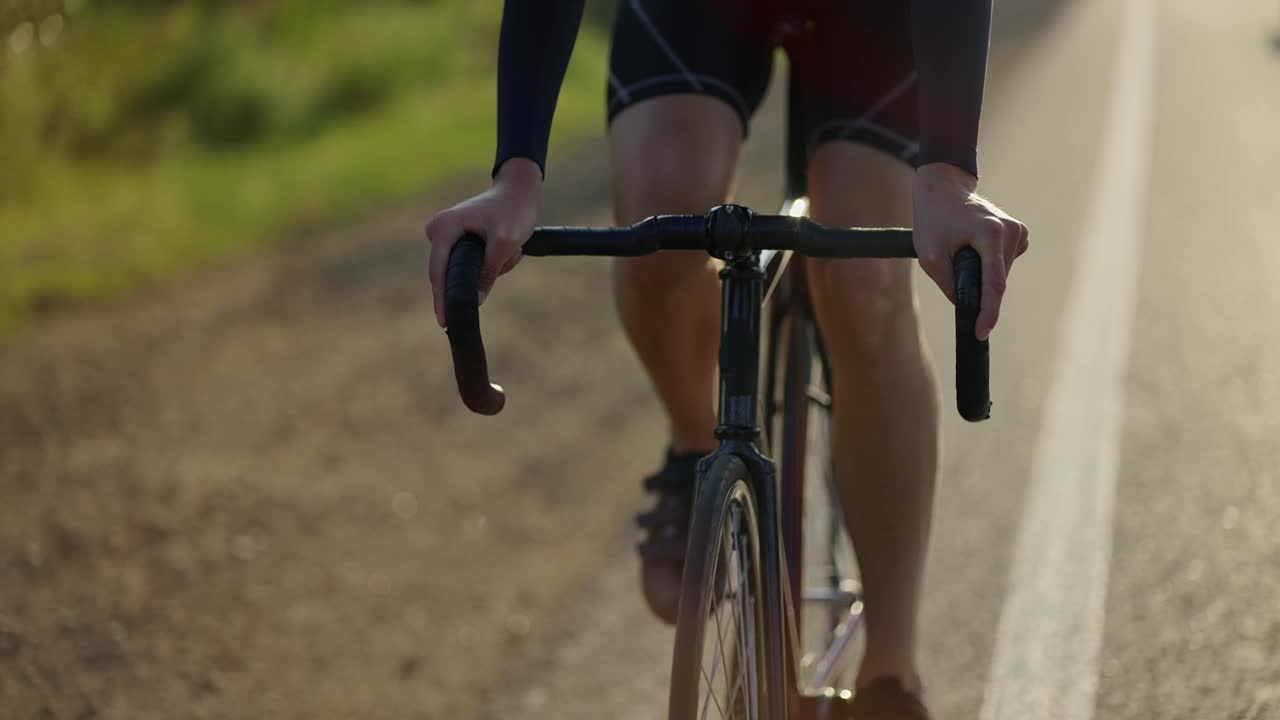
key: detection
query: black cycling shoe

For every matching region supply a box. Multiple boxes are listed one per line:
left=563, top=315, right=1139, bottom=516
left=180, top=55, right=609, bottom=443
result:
left=635, top=449, right=704, bottom=625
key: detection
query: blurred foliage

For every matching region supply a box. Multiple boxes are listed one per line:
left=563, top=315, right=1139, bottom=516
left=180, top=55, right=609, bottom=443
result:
left=0, top=0, right=612, bottom=336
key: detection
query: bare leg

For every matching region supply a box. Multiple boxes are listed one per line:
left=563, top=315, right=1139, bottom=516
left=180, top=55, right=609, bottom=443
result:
left=805, top=143, right=940, bottom=695
left=609, top=94, right=745, bottom=620
left=609, top=95, right=744, bottom=454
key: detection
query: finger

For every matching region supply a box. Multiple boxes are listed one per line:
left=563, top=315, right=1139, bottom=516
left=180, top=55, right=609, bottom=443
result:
left=425, top=217, right=458, bottom=328
left=478, top=228, right=521, bottom=304
left=1003, top=221, right=1019, bottom=275
left=499, top=250, right=524, bottom=276
left=977, top=242, right=1007, bottom=341
left=477, top=236, right=505, bottom=305
left=1014, top=222, right=1030, bottom=259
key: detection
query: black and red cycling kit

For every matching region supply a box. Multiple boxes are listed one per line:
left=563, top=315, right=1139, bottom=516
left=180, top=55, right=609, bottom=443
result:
left=493, top=0, right=991, bottom=192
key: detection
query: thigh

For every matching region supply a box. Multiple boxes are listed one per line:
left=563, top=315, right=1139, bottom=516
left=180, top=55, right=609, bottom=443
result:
left=608, top=0, right=776, bottom=138
left=609, top=0, right=776, bottom=223
left=805, top=143, right=918, bottom=356
left=610, top=92, right=747, bottom=219
left=785, top=0, right=922, bottom=193
left=783, top=0, right=922, bottom=338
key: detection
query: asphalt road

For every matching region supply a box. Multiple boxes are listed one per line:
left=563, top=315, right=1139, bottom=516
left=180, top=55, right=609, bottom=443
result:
left=2, top=0, right=1279, bottom=718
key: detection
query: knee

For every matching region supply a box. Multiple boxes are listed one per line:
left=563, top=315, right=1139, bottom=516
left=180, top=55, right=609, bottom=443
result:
left=615, top=251, right=717, bottom=299
left=612, top=157, right=731, bottom=221
left=809, top=259, right=920, bottom=358
left=609, top=96, right=740, bottom=221
left=807, top=142, right=915, bottom=228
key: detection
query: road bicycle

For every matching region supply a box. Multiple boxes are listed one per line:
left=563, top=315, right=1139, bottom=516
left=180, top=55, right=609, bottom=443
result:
left=444, top=199, right=989, bottom=719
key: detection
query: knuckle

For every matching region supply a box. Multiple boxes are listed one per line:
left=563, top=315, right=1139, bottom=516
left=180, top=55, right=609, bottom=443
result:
left=425, top=212, right=450, bottom=235
left=988, top=274, right=1008, bottom=295
left=497, top=226, right=529, bottom=248
left=920, top=251, right=947, bottom=270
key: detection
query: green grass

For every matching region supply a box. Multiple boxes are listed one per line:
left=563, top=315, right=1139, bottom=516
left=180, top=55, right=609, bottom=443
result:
left=0, top=1, right=610, bottom=337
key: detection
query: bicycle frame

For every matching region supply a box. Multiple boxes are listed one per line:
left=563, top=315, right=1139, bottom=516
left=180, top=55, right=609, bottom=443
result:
left=444, top=196, right=990, bottom=716
left=698, top=196, right=864, bottom=707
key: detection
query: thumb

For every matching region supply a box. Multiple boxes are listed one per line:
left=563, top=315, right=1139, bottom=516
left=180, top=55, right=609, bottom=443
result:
left=477, top=229, right=518, bottom=305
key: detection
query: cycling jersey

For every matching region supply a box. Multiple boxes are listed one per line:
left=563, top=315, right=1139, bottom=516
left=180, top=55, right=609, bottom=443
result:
left=493, top=0, right=991, bottom=182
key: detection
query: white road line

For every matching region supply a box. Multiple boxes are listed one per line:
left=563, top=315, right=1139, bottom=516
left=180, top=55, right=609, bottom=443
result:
left=978, top=0, right=1155, bottom=717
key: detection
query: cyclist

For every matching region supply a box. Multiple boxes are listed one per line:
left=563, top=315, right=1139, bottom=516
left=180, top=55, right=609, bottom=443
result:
left=427, top=0, right=1029, bottom=716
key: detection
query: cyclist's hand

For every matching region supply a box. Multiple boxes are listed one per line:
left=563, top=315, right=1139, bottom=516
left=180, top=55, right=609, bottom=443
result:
left=425, top=158, right=542, bottom=328
left=912, top=162, right=1029, bottom=341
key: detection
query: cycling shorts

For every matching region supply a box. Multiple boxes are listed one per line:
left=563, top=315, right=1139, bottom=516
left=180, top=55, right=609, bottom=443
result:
left=607, top=0, right=923, bottom=191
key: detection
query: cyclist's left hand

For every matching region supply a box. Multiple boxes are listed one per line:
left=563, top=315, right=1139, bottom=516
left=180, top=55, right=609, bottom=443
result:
left=912, top=162, right=1029, bottom=341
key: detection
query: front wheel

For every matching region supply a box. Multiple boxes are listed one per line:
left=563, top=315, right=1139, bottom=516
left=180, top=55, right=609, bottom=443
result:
left=669, top=454, right=782, bottom=720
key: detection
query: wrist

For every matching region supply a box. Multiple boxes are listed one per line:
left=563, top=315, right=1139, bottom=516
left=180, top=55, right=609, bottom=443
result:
left=915, top=162, right=978, bottom=194
left=493, top=157, right=544, bottom=198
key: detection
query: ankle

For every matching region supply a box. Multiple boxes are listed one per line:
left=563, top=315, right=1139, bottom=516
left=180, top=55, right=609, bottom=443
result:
left=669, top=430, right=716, bottom=456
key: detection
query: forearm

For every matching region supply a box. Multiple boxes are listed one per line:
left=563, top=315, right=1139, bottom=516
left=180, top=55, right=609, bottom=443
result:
left=493, top=0, right=587, bottom=178
left=910, top=0, right=992, bottom=177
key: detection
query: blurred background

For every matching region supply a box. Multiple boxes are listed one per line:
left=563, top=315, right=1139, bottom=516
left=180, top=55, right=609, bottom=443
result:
left=0, top=0, right=614, bottom=336
left=2, top=0, right=1279, bottom=719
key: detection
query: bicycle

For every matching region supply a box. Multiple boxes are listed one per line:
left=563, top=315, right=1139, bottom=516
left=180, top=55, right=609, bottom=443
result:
left=443, top=200, right=990, bottom=719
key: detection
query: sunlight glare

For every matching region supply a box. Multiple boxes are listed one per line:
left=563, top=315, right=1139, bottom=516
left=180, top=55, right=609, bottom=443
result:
left=783, top=196, right=810, bottom=217
left=39, top=14, right=65, bottom=47
left=8, top=21, right=34, bottom=54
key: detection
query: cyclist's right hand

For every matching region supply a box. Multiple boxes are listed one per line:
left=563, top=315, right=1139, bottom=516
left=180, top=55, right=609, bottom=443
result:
left=425, top=158, right=543, bottom=328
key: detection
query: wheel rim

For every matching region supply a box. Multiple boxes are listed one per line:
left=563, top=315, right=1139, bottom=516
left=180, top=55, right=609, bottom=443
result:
left=800, top=379, right=861, bottom=688
left=697, top=489, right=764, bottom=720
left=795, top=333, right=862, bottom=691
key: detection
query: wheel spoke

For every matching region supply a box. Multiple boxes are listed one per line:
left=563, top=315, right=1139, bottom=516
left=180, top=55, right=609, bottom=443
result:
left=703, top=521, right=738, bottom=720
left=681, top=478, right=768, bottom=720
left=718, top=519, right=741, bottom=714
left=703, top=565, right=728, bottom=720
left=724, top=667, right=746, bottom=719
left=700, top=663, right=729, bottom=720
left=725, top=522, right=748, bottom=719
left=703, top=590, right=733, bottom=720
left=734, top=525, right=757, bottom=720
left=727, top=514, right=747, bottom=690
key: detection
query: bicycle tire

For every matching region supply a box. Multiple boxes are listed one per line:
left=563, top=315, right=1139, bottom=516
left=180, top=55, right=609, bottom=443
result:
left=669, top=454, right=780, bottom=720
